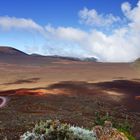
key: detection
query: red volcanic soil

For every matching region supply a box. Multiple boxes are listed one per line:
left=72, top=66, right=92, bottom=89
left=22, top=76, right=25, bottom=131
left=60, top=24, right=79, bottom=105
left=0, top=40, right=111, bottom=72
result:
left=0, top=80, right=140, bottom=139
left=0, top=47, right=140, bottom=139
left=94, top=80, right=140, bottom=112
left=135, top=96, right=140, bottom=100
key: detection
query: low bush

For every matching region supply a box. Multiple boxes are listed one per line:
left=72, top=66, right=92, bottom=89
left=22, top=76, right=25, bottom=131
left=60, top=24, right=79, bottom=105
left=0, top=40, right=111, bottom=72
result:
left=20, top=120, right=97, bottom=140
left=20, top=113, right=135, bottom=140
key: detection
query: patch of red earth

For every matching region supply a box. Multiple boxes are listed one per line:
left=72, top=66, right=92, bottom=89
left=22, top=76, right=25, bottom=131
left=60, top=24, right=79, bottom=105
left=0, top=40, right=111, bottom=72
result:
left=15, top=89, right=46, bottom=96
left=135, top=96, right=140, bottom=100
left=0, top=88, right=69, bottom=97
left=15, top=89, right=68, bottom=96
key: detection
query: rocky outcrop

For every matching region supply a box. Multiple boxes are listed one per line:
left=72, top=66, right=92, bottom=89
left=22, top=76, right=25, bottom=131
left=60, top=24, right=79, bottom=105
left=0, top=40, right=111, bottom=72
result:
left=93, top=121, right=128, bottom=140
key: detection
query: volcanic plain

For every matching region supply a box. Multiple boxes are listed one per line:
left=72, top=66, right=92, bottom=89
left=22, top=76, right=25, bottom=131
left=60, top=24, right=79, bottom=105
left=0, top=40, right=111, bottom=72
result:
left=0, top=47, right=140, bottom=139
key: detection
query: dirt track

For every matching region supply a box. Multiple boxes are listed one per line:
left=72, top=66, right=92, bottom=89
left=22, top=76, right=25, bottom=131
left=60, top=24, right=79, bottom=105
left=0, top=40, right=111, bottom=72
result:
left=0, top=96, right=7, bottom=108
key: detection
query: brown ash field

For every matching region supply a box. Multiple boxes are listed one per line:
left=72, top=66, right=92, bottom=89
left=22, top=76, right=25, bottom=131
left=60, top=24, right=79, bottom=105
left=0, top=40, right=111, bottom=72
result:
left=0, top=49, right=140, bottom=139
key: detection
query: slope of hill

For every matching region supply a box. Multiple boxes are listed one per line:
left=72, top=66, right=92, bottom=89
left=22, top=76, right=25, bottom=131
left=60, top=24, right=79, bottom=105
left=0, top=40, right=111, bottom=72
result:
left=0, top=46, right=140, bottom=139
left=132, top=58, right=140, bottom=71
left=134, top=58, right=140, bottom=64
left=0, top=46, right=27, bottom=56
left=0, top=46, right=97, bottom=65
left=30, top=53, right=98, bottom=62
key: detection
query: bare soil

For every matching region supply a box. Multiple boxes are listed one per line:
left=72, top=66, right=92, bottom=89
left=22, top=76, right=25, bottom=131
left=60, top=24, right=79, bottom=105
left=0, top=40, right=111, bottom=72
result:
left=0, top=59, right=140, bottom=139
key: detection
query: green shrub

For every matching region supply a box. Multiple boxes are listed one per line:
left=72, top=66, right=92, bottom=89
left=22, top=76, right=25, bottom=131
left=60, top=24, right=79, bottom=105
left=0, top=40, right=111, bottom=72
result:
left=118, top=129, right=136, bottom=140
left=94, top=112, right=135, bottom=140
left=20, top=113, right=136, bottom=140
left=20, top=120, right=97, bottom=140
left=94, top=112, right=112, bottom=125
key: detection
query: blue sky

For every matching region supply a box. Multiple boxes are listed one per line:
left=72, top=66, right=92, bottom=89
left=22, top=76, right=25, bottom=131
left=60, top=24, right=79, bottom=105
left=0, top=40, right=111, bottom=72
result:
left=0, top=0, right=140, bottom=62
left=0, top=0, right=137, bottom=26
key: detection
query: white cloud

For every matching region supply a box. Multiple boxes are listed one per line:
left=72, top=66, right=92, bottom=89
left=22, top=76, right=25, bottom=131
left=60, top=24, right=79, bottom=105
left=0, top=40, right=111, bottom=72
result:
left=44, top=0, right=140, bottom=62
left=79, top=7, right=121, bottom=27
left=45, top=25, right=87, bottom=42
left=121, top=2, right=131, bottom=15
left=0, top=16, right=44, bottom=33
left=122, top=0, right=140, bottom=31
left=0, top=1, right=140, bottom=62
left=44, top=25, right=139, bottom=62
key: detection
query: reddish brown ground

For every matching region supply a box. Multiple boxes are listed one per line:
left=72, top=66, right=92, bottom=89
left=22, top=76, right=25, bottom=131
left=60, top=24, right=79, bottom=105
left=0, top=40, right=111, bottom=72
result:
left=0, top=80, right=140, bottom=139
left=0, top=57, right=140, bottom=139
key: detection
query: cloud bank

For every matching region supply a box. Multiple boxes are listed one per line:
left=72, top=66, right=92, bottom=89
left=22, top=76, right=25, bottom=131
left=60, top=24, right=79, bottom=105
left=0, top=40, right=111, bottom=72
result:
left=0, top=16, right=44, bottom=33
left=79, top=7, right=121, bottom=27
left=0, top=1, right=140, bottom=62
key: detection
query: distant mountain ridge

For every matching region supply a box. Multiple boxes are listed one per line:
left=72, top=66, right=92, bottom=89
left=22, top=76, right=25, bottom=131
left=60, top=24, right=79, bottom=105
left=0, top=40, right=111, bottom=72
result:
left=0, top=46, right=97, bottom=65
left=134, top=58, right=140, bottom=62
left=0, top=46, right=27, bottom=56
left=0, top=46, right=98, bottom=61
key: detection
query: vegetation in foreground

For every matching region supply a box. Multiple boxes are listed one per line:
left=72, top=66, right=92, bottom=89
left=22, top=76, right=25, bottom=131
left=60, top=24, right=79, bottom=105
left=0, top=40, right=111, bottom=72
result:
left=20, top=114, right=135, bottom=140
left=20, top=120, right=97, bottom=140
left=94, top=112, right=136, bottom=140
